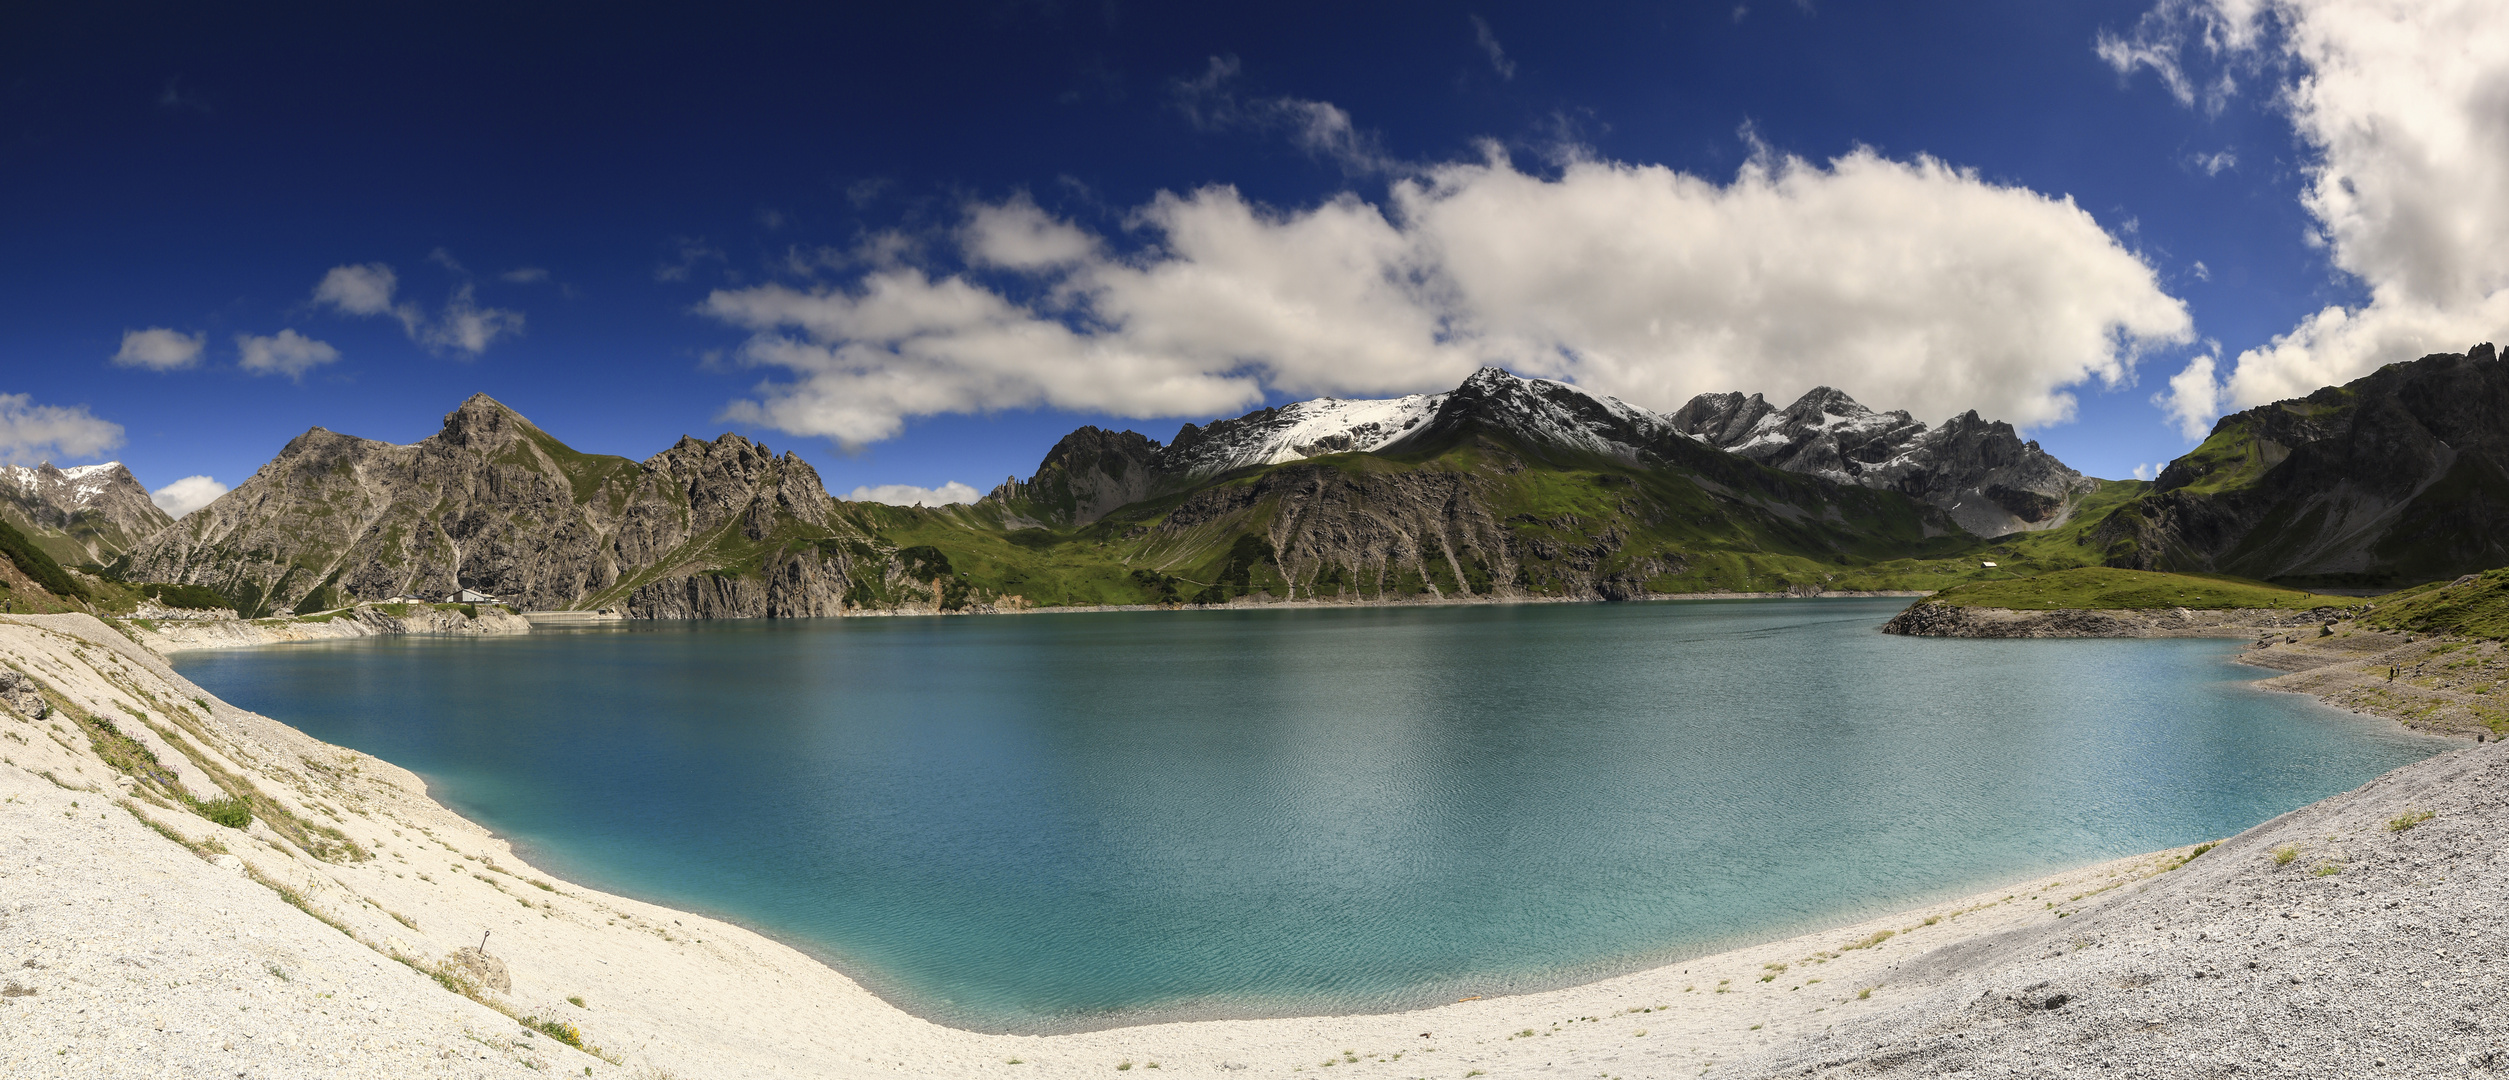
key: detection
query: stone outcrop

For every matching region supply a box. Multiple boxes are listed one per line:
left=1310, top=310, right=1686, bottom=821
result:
left=1881, top=600, right=2352, bottom=638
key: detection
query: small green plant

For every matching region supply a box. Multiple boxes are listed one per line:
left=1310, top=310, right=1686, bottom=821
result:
left=2388, top=810, right=2435, bottom=832
left=567, top=995, right=586, bottom=1008
left=1116, top=1063, right=1132, bottom=1072
left=2315, top=863, right=2345, bottom=877
left=1006, top=1059, right=1023, bottom=1065
left=1840, top=929, right=1894, bottom=951
left=1758, top=974, right=1776, bottom=982
left=529, top=1018, right=584, bottom=1049
left=2273, top=845, right=2299, bottom=866
left=1749, top=1024, right=1763, bottom=1031
left=190, top=795, right=252, bottom=829
left=1858, top=986, right=1876, bottom=1000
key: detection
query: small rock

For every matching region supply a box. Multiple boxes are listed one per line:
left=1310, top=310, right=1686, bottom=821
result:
left=210, top=854, right=245, bottom=875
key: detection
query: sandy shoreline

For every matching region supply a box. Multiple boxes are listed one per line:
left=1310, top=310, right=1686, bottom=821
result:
left=0, top=608, right=2467, bottom=1078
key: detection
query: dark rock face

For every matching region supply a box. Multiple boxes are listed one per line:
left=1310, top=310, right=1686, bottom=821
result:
left=0, top=462, right=175, bottom=563
left=2097, top=343, right=2509, bottom=586
left=1671, top=387, right=2098, bottom=537
left=126, top=394, right=868, bottom=616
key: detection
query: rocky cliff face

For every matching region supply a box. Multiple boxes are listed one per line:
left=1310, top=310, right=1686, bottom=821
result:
left=125, top=395, right=879, bottom=617
left=0, top=462, right=175, bottom=564
left=1670, top=387, right=2098, bottom=537
left=2094, top=342, right=2509, bottom=586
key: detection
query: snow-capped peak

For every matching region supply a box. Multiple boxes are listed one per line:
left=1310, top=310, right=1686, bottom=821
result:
left=1, top=461, right=128, bottom=508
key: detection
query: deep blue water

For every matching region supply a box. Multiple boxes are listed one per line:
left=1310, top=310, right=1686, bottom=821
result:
left=173, top=599, right=2446, bottom=1031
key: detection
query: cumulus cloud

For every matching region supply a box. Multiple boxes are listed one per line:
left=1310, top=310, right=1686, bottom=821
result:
left=707, top=142, right=2190, bottom=447
left=0, top=393, right=124, bottom=465
left=964, top=196, right=1100, bottom=270
left=312, top=262, right=523, bottom=356
left=111, top=327, right=205, bottom=371
left=149, top=475, right=227, bottom=517
left=2123, top=0, right=2509, bottom=430
left=845, top=481, right=983, bottom=507
left=314, top=263, right=416, bottom=331
left=237, top=330, right=341, bottom=379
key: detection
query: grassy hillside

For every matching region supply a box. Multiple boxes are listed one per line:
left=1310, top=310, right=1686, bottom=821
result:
left=0, top=516, right=87, bottom=603
left=1927, top=567, right=2364, bottom=611
left=2359, top=569, right=2509, bottom=640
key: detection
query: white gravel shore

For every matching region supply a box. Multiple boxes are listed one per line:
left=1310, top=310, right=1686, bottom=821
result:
left=0, top=611, right=2484, bottom=1079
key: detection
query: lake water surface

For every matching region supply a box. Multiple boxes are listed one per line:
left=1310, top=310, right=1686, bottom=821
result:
left=174, top=599, right=2446, bottom=1031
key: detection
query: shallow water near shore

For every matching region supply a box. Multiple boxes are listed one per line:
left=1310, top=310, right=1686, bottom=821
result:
left=175, top=598, right=2446, bottom=1032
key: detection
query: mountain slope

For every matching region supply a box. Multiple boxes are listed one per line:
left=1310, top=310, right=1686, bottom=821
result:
left=2093, top=342, right=2509, bottom=586
left=908, top=369, right=1998, bottom=606
left=124, top=395, right=888, bottom=617
left=1, top=462, right=175, bottom=566
left=1670, top=387, right=2099, bottom=537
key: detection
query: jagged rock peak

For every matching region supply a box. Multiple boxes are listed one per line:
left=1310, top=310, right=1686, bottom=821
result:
left=430, top=393, right=540, bottom=449
left=1672, top=385, right=2092, bottom=538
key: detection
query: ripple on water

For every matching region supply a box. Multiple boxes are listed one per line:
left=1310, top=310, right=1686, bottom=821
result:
left=175, top=599, right=2449, bottom=1031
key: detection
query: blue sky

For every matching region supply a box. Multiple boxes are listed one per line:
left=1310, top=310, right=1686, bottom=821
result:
left=5, top=1, right=2500, bottom=512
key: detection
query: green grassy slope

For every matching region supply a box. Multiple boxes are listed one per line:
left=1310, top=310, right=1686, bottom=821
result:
left=2359, top=569, right=2509, bottom=640
left=1926, top=567, right=2363, bottom=611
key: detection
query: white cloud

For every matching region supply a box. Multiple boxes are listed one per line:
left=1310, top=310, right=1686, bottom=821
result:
left=2156, top=350, right=2225, bottom=437
left=311, top=263, right=523, bottom=356
left=314, top=263, right=415, bottom=331
left=2132, top=462, right=2159, bottom=481
left=706, top=140, right=2191, bottom=447
left=500, top=267, right=550, bottom=284
left=2191, top=149, right=2237, bottom=175
left=963, top=196, right=1098, bottom=270
left=111, top=327, right=205, bottom=371
left=0, top=393, right=123, bottom=465
left=2126, top=0, right=2509, bottom=428
left=237, top=329, right=341, bottom=379
left=420, top=285, right=525, bottom=356
left=845, top=481, right=983, bottom=507
left=149, top=475, right=227, bottom=517
left=1470, top=16, right=1516, bottom=80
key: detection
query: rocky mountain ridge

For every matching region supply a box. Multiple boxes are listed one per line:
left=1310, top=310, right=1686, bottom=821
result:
left=994, top=369, right=2098, bottom=541
left=1670, top=386, right=2100, bottom=537
left=0, top=460, right=174, bottom=564
left=2092, top=341, right=2508, bottom=586
left=123, top=395, right=903, bottom=618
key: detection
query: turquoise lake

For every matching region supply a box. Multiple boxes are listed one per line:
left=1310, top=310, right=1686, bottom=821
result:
left=172, top=599, right=2447, bottom=1032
